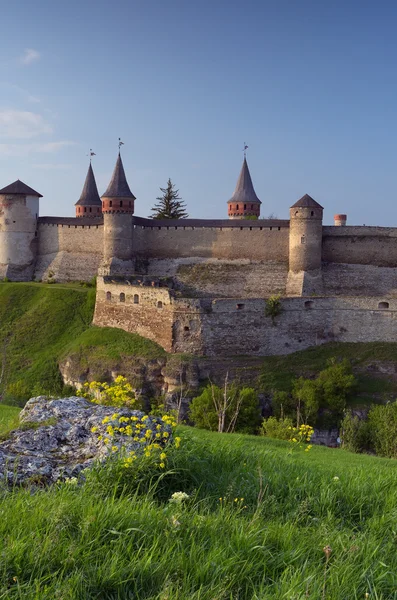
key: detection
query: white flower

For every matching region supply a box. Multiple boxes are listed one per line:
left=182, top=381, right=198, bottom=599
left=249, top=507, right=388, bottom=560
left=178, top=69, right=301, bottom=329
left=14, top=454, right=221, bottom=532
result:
left=332, top=476, right=340, bottom=482
left=169, top=491, right=190, bottom=504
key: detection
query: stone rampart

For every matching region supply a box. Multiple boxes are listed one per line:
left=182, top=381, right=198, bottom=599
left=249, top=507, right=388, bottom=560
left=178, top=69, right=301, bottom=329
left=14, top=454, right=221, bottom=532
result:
left=34, top=218, right=103, bottom=281
left=94, top=278, right=397, bottom=356
left=323, top=226, right=397, bottom=267
left=132, top=218, right=290, bottom=261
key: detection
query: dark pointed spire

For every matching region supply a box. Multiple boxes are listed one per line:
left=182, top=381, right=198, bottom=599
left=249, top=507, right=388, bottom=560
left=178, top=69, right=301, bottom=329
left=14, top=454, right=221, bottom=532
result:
left=228, top=158, right=261, bottom=205
left=102, top=153, right=136, bottom=199
left=75, top=163, right=101, bottom=207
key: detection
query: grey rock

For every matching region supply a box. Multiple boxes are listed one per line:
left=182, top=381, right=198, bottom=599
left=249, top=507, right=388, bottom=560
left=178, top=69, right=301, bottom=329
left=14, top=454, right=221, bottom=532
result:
left=0, top=396, right=172, bottom=485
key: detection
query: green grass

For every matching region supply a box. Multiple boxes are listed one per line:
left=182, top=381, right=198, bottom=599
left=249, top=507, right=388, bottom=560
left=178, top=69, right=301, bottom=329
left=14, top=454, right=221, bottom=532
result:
left=0, top=283, right=165, bottom=404
left=1, top=425, right=397, bottom=598
left=0, top=404, right=20, bottom=436
left=261, top=342, right=397, bottom=405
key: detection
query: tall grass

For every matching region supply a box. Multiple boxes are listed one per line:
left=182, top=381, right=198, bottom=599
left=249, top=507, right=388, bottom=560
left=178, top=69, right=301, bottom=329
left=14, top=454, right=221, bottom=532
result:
left=0, top=426, right=397, bottom=598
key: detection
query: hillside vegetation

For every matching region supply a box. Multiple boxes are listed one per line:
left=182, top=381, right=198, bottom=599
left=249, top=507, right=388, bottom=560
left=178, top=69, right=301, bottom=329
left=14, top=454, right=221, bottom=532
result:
left=0, top=410, right=396, bottom=599
left=0, top=282, right=165, bottom=404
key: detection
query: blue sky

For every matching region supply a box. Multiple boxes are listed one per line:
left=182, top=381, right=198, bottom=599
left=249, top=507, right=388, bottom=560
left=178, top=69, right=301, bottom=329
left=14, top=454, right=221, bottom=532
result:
left=1, top=0, right=397, bottom=224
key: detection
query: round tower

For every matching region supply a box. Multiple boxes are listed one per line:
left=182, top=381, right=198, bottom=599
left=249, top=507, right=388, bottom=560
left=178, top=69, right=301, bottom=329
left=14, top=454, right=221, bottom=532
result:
left=75, top=162, right=102, bottom=218
left=227, top=157, right=261, bottom=219
left=286, top=194, right=324, bottom=296
left=100, top=152, right=136, bottom=275
left=0, top=180, right=42, bottom=281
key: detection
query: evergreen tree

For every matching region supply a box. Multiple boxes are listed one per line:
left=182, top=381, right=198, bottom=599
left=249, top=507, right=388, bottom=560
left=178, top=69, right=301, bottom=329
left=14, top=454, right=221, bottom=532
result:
left=150, top=179, right=188, bottom=219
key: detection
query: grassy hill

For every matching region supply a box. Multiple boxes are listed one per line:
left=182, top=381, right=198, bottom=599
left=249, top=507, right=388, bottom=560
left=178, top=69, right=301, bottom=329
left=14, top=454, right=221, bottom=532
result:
left=0, top=406, right=396, bottom=599
left=0, top=282, right=165, bottom=404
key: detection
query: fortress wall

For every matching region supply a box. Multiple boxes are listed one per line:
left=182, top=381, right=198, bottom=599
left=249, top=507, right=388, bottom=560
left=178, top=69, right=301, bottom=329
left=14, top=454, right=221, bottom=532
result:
left=93, top=278, right=177, bottom=352
left=132, top=225, right=290, bottom=262
left=93, top=282, right=397, bottom=356
left=199, top=296, right=397, bottom=356
left=323, top=263, right=397, bottom=297
left=142, top=258, right=288, bottom=298
left=323, top=226, right=397, bottom=267
left=35, top=221, right=103, bottom=281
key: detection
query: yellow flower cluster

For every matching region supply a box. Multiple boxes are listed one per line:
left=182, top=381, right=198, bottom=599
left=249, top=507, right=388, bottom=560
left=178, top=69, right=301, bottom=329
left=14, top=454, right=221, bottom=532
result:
left=78, top=376, right=136, bottom=408
left=289, top=423, right=315, bottom=450
left=90, top=411, right=180, bottom=469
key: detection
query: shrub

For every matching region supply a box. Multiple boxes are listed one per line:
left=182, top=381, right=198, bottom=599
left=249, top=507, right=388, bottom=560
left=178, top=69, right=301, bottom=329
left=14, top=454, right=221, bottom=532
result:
left=368, top=401, right=397, bottom=458
left=261, top=416, right=294, bottom=440
left=265, top=295, right=282, bottom=325
left=189, top=384, right=261, bottom=434
left=341, top=411, right=372, bottom=453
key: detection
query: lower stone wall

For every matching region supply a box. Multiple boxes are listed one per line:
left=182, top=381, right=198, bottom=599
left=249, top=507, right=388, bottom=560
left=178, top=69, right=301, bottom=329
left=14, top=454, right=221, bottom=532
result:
left=323, top=263, right=397, bottom=297
left=93, top=279, right=397, bottom=357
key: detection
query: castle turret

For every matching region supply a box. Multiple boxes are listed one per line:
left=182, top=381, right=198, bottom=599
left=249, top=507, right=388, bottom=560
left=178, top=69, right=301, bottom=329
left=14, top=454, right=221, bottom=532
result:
left=0, top=180, right=42, bottom=281
left=286, top=194, right=324, bottom=296
left=75, top=162, right=102, bottom=218
left=100, top=152, right=136, bottom=275
left=227, top=158, right=261, bottom=219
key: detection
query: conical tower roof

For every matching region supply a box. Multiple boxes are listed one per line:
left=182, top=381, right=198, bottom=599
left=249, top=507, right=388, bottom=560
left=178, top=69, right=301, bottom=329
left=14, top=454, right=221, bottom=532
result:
left=0, top=179, right=42, bottom=197
left=228, top=158, right=261, bottom=205
left=102, top=153, right=136, bottom=199
left=291, top=194, right=323, bottom=209
left=75, top=163, right=101, bottom=206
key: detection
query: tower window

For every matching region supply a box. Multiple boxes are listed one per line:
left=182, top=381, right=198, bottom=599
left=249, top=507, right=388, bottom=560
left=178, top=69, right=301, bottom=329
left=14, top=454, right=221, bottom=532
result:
left=251, top=204, right=253, bottom=209
left=109, top=201, right=113, bottom=207
left=120, top=200, right=123, bottom=208
left=133, top=294, right=139, bottom=304
left=244, top=204, right=246, bottom=209
left=311, top=211, right=314, bottom=216
left=106, top=292, right=112, bottom=302
left=236, top=204, right=239, bottom=210
left=89, top=207, right=92, bottom=212
left=301, top=235, right=306, bottom=244
left=119, top=293, right=125, bottom=302
left=378, top=301, right=389, bottom=309
left=157, top=301, right=163, bottom=309
left=129, top=201, right=131, bottom=207
left=84, top=207, right=87, bottom=212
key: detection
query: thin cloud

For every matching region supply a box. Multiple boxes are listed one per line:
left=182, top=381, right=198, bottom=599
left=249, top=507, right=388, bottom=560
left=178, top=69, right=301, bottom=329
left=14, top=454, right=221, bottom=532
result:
left=0, top=141, right=76, bottom=157
left=0, top=83, right=40, bottom=103
left=0, top=110, right=52, bottom=139
left=20, top=48, right=41, bottom=66
left=32, top=163, right=72, bottom=170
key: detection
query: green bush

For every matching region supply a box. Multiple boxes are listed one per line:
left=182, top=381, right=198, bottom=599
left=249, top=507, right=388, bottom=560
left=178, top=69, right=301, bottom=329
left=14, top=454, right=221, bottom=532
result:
left=341, top=411, right=372, bottom=453
left=264, top=295, right=282, bottom=325
left=189, top=384, right=261, bottom=434
left=368, top=401, right=397, bottom=458
left=261, top=416, right=294, bottom=440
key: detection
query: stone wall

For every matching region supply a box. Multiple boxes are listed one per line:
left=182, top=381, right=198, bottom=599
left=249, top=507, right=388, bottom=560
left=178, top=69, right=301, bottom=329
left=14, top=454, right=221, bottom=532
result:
left=132, top=221, right=290, bottom=262
left=93, top=279, right=397, bottom=357
left=323, top=263, right=397, bottom=297
left=35, top=218, right=103, bottom=281
left=323, top=226, right=397, bottom=267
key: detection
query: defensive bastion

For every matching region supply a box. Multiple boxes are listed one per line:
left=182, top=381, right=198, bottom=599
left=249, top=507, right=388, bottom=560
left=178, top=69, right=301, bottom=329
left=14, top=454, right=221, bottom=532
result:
left=1, top=154, right=397, bottom=356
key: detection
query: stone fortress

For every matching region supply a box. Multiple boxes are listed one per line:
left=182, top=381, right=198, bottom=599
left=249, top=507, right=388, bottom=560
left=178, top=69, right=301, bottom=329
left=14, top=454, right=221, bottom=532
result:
left=2, top=151, right=397, bottom=357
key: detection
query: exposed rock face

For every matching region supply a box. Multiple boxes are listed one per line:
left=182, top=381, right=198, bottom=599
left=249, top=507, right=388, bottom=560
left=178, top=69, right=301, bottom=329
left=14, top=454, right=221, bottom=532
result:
left=0, top=396, right=172, bottom=485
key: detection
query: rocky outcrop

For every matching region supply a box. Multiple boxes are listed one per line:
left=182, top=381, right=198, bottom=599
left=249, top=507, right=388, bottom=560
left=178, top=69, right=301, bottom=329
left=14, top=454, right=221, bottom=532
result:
left=0, top=396, right=172, bottom=485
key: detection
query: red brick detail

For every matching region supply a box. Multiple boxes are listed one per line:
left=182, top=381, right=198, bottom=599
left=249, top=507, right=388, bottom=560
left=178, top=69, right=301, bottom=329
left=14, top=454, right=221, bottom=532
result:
left=102, top=198, right=134, bottom=214
left=227, top=202, right=260, bottom=218
left=76, top=205, right=102, bottom=218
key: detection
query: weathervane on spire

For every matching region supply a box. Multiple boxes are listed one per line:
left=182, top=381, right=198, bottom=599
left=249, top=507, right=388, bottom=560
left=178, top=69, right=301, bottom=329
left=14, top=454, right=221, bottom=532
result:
left=87, top=149, right=96, bottom=163
left=118, top=138, right=125, bottom=151
left=243, top=142, right=248, bottom=159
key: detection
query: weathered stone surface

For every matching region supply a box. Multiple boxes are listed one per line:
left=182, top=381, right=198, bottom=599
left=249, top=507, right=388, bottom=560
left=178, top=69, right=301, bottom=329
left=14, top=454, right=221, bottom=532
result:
left=0, top=396, right=172, bottom=485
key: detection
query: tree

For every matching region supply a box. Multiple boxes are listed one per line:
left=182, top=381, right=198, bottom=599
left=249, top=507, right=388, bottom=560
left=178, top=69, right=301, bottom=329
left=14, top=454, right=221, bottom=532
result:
left=189, top=377, right=261, bottom=434
left=150, top=179, right=188, bottom=219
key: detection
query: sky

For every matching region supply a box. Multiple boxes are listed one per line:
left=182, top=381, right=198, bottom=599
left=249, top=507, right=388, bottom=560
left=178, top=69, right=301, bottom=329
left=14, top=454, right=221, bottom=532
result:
left=1, top=0, right=397, bottom=225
